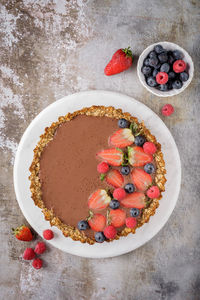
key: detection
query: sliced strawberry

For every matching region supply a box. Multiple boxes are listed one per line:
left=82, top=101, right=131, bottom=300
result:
left=88, top=189, right=111, bottom=210
left=128, top=146, right=153, bottom=167
left=88, top=214, right=106, bottom=231
left=120, top=192, right=146, bottom=209
left=97, top=148, right=124, bottom=166
left=131, top=168, right=152, bottom=191
left=109, top=129, right=134, bottom=148
left=110, top=209, right=126, bottom=227
left=106, top=169, right=124, bottom=188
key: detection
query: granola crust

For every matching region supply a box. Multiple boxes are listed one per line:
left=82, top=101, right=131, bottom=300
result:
left=29, top=106, right=166, bottom=245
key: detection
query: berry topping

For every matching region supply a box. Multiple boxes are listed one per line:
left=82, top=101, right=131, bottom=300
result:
left=144, top=163, right=155, bottom=174
left=180, top=72, right=189, bottom=82
left=97, top=148, right=124, bottom=166
left=110, top=209, right=126, bottom=227
left=88, top=189, right=111, bottom=210
left=124, top=183, right=135, bottom=194
left=173, top=60, right=186, bottom=73
left=149, top=57, right=159, bottom=68
left=106, top=169, right=124, bottom=188
left=23, top=248, right=35, bottom=260
left=154, top=44, right=164, bottom=54
left=168, top=71, right=176, bottom=80
left=158, top=51, right=168, bottom=63
left=109, top=199, right=120, bottom=210
left=78, top=220, right=89, bottom=231
left=153, top=69, right=159, bottom=77
left=131, top=168, right=152, bottom=191
left=34, top=242, right=46, bottom=254
left=143, top=142, right=157, bottom=154
left=147, top=76, right=157, bottom=87
left=120, top=192, right=146, bottom=209
left=162, top=104, right=174, bottom=116
left=113, top=188, right=126, bottom=201
left=118, top=118, right=130, bottom=128
left=141, top=66, right=152, bottom=76
left=12, top=225, right=33, bottom=241
left=95, top=232, right=106, bottom=243
left=128, top=146, right=153, bottom=167
left=144, top=58, right=150, bottom=66
left=134, top=135, right=146, bottom=147
left=173, top=50, right=183, bottom=60
left=97, top=162, right=109, bottom=174
left=130, top=207, right=140, bottom=217
left=158, top=84, right=168, bottom=91
left=103, top=225, right=117, bottom=239
left=120, top=165, right=130, bottom=175
left=160, top=63, right=170, bottom=73
left=147, top=186, right=160, bottom=198
left=32, top=258, right=43, bottom=269
left=172, top=80, right=183, bottom=89
left=109, top=128, right=134, bottom=148
left=156, top=72, right=168, bottom=84
left=125, top=217, right=137, bottom=228
left=149, top=50, right=157, bottom=58
left=88, top=214, right=106, bottom=232
left=43, top=229, right=54, bottom=240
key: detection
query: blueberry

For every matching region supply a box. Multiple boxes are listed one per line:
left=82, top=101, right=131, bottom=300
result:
left=78, top=220, right=89, bottom=230
left=141, top=66, right=152, bottom=76
left=121, top=166, right=130, bottom=175
left=154, top=63, right=161, bottom=70
left=124, top=183, right=135, bottom=194
left=135, top=135, right=146, bottom=146
left=149, top=57, right=159, bottom=68
left=149, top=51, right=157, bottom=58
left=167, top=81, right=173, bottom=90
left=95, top=232, right=106, bottom=243
left=158, top=84, right=168, bottom=91
left=144, top=163, right=155, bottom=174
left=158, top=52, right=168, bottom=63
left=168, top=55, right=175, bottom=65
left=118, top=118, right=130, bottom=128
left=173, top=50, right=184, bottom=60
left=144, top=58, right=150, bottom=66
left=109, top=199, right=120, bottom=210
left=180, top=72, right=189, bottom=82
left=147, top=76, right=157, bottom=87
left=153, top=69, right=159, bottom=77
left=130, top=208, right=140, bottom=217
left=154, top=44, right=164, bottom=54
left=172, top=80, right=183, bottom=89
left=160, top=63, right=170, bottom=73
left=168, top=71, right=176, bottom=80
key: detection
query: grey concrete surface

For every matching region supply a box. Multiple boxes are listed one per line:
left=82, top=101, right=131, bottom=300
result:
left=0, top=0, right=200, bottom=299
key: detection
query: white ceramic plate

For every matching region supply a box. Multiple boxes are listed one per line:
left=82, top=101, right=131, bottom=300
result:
left=13, top=90, right=181, bottom=258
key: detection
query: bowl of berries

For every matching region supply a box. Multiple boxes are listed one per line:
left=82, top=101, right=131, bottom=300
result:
left=137, top=42, right=194, bottom=97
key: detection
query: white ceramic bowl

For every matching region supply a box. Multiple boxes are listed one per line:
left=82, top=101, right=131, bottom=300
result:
left=137, top=41, right=194, bottom=97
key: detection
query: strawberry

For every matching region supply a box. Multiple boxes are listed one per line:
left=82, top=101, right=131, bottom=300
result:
left=120, top=192, right=146, bottom=209
left=12, top=225, right=33, bottom=241
left=88, top=213, right=106, bottom=231
left=128, top=146, right=153, bottom=167
left=131, top=168, right=152, bottom=191
left=97, top=148, right=124, bottom=166
left=88, top=189, right=111, bottom=210
left=104, top=47, right=133, bottom=76
left=110, top=209, right=126, bottom=227
left=106, top=169, right=124, bottom=188
left=109, top=129, right=134, bottom=148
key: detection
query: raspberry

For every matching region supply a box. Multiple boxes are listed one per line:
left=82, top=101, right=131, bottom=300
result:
left=34, top=242, right=46, bottom=254
left=156, top=72, right=168, bottom=84
left=32, top=258, right=43, bottom=269
left=103, top=225, right=117, bottom=239
left=162, top=104, right=174, bottom=116
left=143, top=142, right=157, bottom=155
left=113, top=188, right=126, bottom=201
left=125, top=217, right=137, bottom=228
left=173, top=60, right=186, bottom=73
left=43, top=229, right=54, bottom=240
left=147, top=186, right=160, bottom=199
left=97, top=162, right=109, bottom=174
left=23, top=248, right=35, bottom=260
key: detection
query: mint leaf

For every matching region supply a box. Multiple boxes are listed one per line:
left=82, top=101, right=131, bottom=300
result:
left=100, top=174, right=106, bottom=181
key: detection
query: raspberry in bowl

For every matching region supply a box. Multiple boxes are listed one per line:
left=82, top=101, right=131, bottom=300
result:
left=137, top=42, right=194, bottom=97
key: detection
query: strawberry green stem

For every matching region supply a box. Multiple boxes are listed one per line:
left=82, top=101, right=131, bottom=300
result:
left=122, top=47, right=133, bottom=58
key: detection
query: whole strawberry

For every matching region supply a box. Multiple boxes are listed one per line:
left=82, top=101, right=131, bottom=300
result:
left=104, top=47, right=133, bottom=76
left=12, top=225, right=33, bottom=241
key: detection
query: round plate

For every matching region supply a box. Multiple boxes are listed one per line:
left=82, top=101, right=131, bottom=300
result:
left=13, top=90, right=181, bottom=258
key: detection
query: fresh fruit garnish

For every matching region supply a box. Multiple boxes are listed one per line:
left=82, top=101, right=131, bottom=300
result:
left=32, top=258, right=43, bottom=269
left=173, top=50, right=183, bottom=60
left=160, top=63, right=170, bottom=73
left=158, top=84, right=168, bottom=91
left=113, top=188, right=126, bottom=201
left=144, top=163, right=155, bottom=174
left=128, top=146, right=153, bottom=167
left=131, top=168, right=152, bottom=191
left=109, top=199, right=120, bottom=210
left=88, top=189, right=111, bottom=210
left=173, top=60, right=186, bottom=73
left=118, top=118, right=130, bottom=128
left=147, top=76, right=157, bottom=87
left=154, top=44, right=164, bottom=54
left=12, top=225, right=33, bottom=241
left=143, top=142, right=157, bottom=154
left=180, top=72, right=189, bottom=82
left=103, top=225, right=117, bottom=239
left=162, top=104, right=174, bottom=116
left=147, top=186, right=160, bottom=199
left=106, top=169, right=124, bottom=188
left=124, top=183, right=135, bottom=194
left=120, top=165, right=130, bottom=175
left=158, top=52, right=168, bottom=63
left=43, top=229, right=54, bottom=240
left=120, top=192, right=146, bottom=208
left=156, top=72, right=168, bottom=84
left=88, top=213, right=106, bottom=232
left=141, top=66, right=152, bottom=76
left=95, top=232, right=106, bottom=243
left=104, top=47, right=133, bottom=76
left=78, top=220, right=89, bottom=231
left=172, top=80, right=183, bottom=89
left=125, top=217, right=137, bottom=228
left=23, top=248, right=35, bottom=260
left=97, top=148, right=124, bottom=166
left=130, top=207, right=140, bottom=217
left=97, top=162, right=109, bottom=174
left=110, top=209, right=126, bottom=227
left=34, top=242, right=46, bottom=254
left=109, top=129, right=134, bottom=148
left=134, top=135, right=146, bottom=147
left=149, top=56, right=159, bottom=68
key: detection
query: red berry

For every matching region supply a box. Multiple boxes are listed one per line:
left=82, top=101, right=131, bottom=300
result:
left=97, top=148, right=124, bottom=166
left=34, top=242, right=46, bottom=254
left=125, top=217, right=137, bottom=228
left=103, top=225, right=117, bottom=239
left=88, top=189, right=111, bottom=210
left=143, top=142, right=157, bottom=155
left=110, top=209, right=126, bottom=227
left=173, top=60, right=186, bottom=73
left=88, top=214, right=106, bottom=231
left=147, top=186, right=160, bottom=198
left=162, top=104, right=174, bottom=116
left=106, top=169, right=124, bottom=188
left=97, top=162, right=109, bottom=174
left=156, top=72, right=168, bottom=84
left=23, top=248, right=35, bottom=260
left=113, top=188, right=126, bottom=201
left=109, top=128, right=134, bottom=148
left=32, top=258, right=43, bottom=269
left=43, top=229, right=54, bottom=240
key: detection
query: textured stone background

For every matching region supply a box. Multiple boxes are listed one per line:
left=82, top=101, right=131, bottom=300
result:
left=0, top=0, right=200, bottom=299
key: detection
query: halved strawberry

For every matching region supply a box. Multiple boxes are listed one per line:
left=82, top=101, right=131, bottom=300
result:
left=97, top=148, right=124, bottom=166
left=106, top=169, right=124, bottom=188
left=88, top=214, right=106, bottom=231
left=109, top=129, right=134, bottom=148
left=88, top=189, right=111, bottom=210
left=120, top=192, right=146, bottom=209
left=128, top=146, right=153, bottom=167
left=131, top=168, right=152, bottom=191
left=110, top=209, right=126, bottom=227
